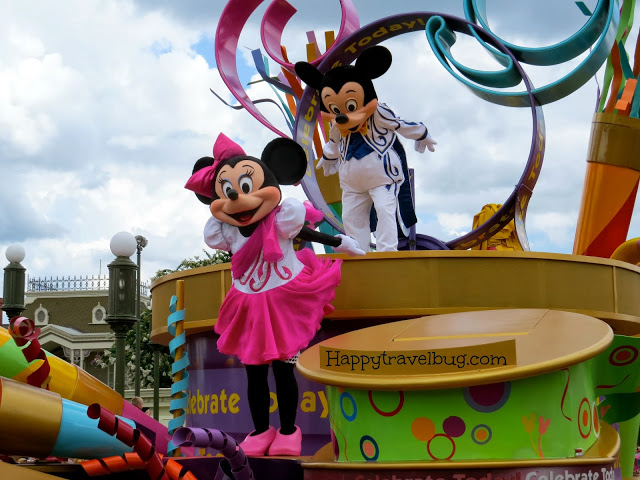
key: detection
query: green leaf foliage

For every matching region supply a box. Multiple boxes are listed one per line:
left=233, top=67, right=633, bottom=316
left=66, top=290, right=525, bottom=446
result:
left=151, top=250, right=230, bottom=282
left=97, top=308, right=172, bottom=388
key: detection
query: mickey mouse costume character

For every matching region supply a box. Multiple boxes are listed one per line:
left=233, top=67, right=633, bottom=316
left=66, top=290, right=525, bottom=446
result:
left=185, top=133, right=363, bottom=457
left=295, top=46, right=437, bottom=252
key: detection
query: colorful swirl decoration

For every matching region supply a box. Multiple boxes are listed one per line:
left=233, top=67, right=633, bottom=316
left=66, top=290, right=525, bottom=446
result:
left=572, top=0, right=640, bottom=259
left=168, top=294, right=190, bottom=456
left=214, top=0, right=360, bottom=138
left=9, top=316, right=51, bottom=389
left=82, top=404, right=198, bottom=480
left=294, top=12, right=546, bottom=251
left=172, top=427, right=254, bottom=480
left=458, top=0, right=617, bottom=106
left=213, top=0, right=617, bottom=251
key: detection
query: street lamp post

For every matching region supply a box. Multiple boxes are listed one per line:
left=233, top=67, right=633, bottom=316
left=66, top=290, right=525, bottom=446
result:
left=106, top=232, right=138, bottom=397
left=134, top=235, right=148, bottom=397
left=151, top=341, right=162, bottom=421
left=3, top=245, right=26, bottom=325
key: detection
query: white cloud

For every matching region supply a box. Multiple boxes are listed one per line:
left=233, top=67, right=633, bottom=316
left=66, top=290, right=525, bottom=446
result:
left=527, top=211, right=579, bottom=248
left=1, top=0, right=639, bottom=301
left=437, top=213, right=471, bottom=238
left=107, top=135, right=159, bottom=149
left=7, top=26, right=46, bottom=58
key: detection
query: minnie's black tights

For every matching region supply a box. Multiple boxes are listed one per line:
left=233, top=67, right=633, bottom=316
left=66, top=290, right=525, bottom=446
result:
left=245, top=361, right=298, bottom=435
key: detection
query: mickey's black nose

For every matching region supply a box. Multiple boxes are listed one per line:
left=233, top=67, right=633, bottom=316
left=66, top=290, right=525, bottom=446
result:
left=227, top=189, right=239, bottom=200
left=335, top=114, right=349, bottom=124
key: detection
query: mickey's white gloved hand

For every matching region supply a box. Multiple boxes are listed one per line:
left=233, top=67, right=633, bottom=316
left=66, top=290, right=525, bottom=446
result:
left=334, top=234, right=366, bottom=256
left=316, top=157, right=339, bottom=176
left=415, top=133, right=437, bottom=153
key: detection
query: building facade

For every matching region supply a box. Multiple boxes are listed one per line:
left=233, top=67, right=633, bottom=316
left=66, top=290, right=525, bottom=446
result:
left=22, top=275, right=150, bottom=389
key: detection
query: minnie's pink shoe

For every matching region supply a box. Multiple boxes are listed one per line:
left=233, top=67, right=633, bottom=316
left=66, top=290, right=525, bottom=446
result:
left=239, top=426, right=276, bottom=456
left=267, top=426, right=302, bottom=456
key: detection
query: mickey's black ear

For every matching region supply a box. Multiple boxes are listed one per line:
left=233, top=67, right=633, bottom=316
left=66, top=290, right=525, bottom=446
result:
left=295, top=62, right=324, bottom=90
left=261, top=138, right=307, bottom=186
left=355, top=46, right=392, bottom=79
left=192, top=156, right=215, bottom=204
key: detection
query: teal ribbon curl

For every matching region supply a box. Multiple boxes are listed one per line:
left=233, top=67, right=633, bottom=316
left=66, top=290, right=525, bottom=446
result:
left=426, top=0, right=619, bottom=106
left=167, top=294, right=190, bottom=455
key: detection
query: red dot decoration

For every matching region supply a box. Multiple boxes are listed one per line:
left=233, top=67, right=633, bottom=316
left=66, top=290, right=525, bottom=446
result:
left=464, top=382, right=511, bottom=412
left=578, top=398, right=591, bottom=439
left=443, top=416, right=466, bottom=438
left=368, top=390, right=404, bottom=417
left=609, top=346, right=638, bottom=366
left=427, top=433, right=456, bottom=460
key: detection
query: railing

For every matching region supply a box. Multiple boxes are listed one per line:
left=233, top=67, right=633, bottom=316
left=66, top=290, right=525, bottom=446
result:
left=27, top=275, right=150, bottom=296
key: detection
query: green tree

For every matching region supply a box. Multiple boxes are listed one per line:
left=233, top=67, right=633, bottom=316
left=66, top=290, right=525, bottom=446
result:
left=95, top=308, right=172, bottom=388
left=152, top=249, right=230, bottom=281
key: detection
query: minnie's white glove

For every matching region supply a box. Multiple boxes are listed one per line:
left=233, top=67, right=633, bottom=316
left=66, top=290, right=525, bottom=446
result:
left=334, top=234, right=366, bottom=256
left=415, top=133, right=437, bottom=153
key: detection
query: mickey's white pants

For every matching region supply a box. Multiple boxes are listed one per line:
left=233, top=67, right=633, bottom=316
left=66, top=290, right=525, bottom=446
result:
left=342, top=185, right=398, bottom=252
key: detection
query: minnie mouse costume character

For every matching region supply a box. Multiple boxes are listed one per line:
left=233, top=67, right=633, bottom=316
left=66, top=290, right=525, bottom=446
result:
left=185, top=133, right=363, bottom=457
left=295, top=46, right=437, bottom=252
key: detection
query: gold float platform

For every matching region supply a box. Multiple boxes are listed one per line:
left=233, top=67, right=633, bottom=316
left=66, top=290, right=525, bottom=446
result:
left=151, top=250, right=640, bottom=344
left=296, top=309, right=613, bottom=390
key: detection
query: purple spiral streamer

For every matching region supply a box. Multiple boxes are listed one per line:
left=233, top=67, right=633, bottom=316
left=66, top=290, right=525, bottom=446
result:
left=173, top=428, right=253, bottom=480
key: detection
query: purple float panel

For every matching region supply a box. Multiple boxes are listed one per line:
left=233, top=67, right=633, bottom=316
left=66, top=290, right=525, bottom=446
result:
left=185, top=331, right=330, bottom=456
left=184, top=319, right=396, bottom=457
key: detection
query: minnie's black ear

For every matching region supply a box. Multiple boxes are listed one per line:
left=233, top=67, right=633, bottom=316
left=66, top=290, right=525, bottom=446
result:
left=261, top=138, right=307, bottom=186
left=355, top=46, right=392, bottom=80
left=192, top=156, right=215, bottom=204
left=295, top=62, right=324, bottom=90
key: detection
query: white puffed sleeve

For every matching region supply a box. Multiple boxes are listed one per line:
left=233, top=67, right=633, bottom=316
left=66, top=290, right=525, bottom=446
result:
left=203, top=216, right=232, bottom=252
left=274, top=198, right=306, bottom=239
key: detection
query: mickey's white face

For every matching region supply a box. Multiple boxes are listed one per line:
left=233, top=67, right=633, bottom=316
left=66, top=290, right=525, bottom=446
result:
left=210, top=160, right=281, bottom=227
left=321, top=81, right=378, bottom=134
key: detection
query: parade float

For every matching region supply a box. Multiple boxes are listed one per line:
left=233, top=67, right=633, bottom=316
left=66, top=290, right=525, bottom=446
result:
left=3, top=1, right=640, bottom=480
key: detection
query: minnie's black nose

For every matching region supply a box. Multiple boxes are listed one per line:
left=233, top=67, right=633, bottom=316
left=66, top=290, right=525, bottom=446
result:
left=227, top=189, right=239, bottom=200
left=335, top=114, right=349, bottom=124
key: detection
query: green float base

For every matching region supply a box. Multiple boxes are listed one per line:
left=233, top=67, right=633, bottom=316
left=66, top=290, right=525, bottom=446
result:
left=303, top=421, right=620, bottom=480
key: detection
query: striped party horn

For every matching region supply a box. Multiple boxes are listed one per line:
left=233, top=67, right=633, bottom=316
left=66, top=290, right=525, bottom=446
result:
left=0, top=325, right=172, bottom=455
left=83, top=404, right=198, bottom=480
left=0, top=377, right=134, bottom=459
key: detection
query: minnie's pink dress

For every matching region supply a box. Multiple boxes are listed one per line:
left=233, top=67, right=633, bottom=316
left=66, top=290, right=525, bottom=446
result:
left=204, top=198, right=342, bottom=365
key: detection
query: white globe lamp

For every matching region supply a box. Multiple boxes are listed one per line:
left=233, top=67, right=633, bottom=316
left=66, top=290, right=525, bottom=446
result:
left=110, top=232, right=137, bottom=258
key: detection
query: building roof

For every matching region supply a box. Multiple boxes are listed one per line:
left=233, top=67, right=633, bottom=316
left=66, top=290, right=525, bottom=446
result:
left=23, top=292, right=112, bottom=333
left=39, top=324, right=115, bottom=351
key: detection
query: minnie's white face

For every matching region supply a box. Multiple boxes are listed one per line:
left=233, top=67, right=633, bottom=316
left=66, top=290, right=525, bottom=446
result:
left=321, top=81, right=378, bottom=134
left=210, top=160, right=281, bottom=227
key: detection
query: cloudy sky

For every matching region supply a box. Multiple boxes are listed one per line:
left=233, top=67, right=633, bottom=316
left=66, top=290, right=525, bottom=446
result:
left=1, top=0, right=638, bottom=302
